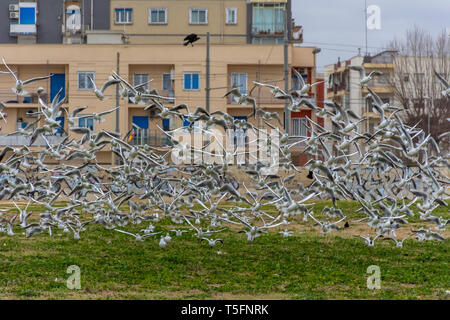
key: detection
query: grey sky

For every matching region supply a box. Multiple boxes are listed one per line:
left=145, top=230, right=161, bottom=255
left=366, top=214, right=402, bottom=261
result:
left=292, top=0, right=450, bottom=72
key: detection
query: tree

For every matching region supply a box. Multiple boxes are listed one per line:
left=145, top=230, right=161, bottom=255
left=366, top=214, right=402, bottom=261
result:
left=387, top=27, right=450, bottom=147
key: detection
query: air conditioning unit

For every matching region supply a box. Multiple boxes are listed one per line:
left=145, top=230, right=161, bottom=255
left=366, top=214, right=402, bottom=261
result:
left=26, top=108, right=38, bottom=118
left=9, top=4, right=19, bottom=11
left=10, top=12, right=19, bottom=19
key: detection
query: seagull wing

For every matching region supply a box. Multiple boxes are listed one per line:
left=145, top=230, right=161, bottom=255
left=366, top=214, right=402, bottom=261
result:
left=2, top=58, right=18, bottom=82
left=223, top=87, right=242, bottom=98
left=292, top=67, right=306, bottom=88
left=23, top=75, right=53, bottom=86
left=100, top=78, right=120, bottom=94
left=72, top=106, right=88, bottom=118
left=98, top=107, right=119, bottom=117
left=350, top=66, right=365, bottom=80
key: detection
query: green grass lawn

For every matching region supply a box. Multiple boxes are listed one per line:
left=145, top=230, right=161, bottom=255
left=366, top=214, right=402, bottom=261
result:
left=0, top=201, right=448, bottom=299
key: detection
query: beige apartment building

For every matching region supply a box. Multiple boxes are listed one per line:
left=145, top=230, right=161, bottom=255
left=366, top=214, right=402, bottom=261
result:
left=0, top=43, right=316, bottom=164
left=0, top=0, right=317, bottom=164
left=109, top=0, right=300, bottom=45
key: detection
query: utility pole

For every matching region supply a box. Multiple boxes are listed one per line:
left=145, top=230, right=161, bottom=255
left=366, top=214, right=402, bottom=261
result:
left=365, top=0, right=368, bottom=56
left=283, top=6, right=290, bottom=135
left=206, top=32, right=210, bottom=113
left=257, top=60, right=262, bottom=128
left=115, top=52, right=120, bottom=164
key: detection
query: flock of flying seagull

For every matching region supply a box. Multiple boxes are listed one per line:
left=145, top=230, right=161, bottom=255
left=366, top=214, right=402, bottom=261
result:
left=0, top=57, right=449, bottom=249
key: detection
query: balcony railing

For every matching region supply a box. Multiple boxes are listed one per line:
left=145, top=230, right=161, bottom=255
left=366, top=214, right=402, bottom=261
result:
left=10, top=24, right=36, bottom=36
left=0, top=135, right=67, bottom=146
left=252, top=24, right=285, bottom=35
left=0, top=89, right=51, bottom=105
left=130, top=129, right=172, bottom=147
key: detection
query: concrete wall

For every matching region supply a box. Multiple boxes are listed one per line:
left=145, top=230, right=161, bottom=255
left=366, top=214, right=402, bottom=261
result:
left=37, top=0, right=64, bottom=43
left=0, top=0, right=19, bottom=44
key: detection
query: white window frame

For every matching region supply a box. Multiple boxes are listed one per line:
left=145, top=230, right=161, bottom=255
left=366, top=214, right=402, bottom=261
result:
left=226, top=8, right=237, bottom=25
left=148, top=8, right=167, bottom=25
left=78, top=115, right=95, bottom=132
left=230, top=73, right=248, bottom=101
left=78, top=71, right=95, bottom=90
left=183, top=72, right=201, bottom=91
left=292, top=118, right=308, bottom=137
left=115, top=8, right=133, bottom=25
left=162, top=73, right=172, bottom=91
left=189, top=8, right=208, bottom=25
left=133, top=73, right=150, bottom=91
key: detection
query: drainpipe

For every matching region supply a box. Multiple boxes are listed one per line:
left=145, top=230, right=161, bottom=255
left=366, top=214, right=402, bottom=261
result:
left=90, top=0, right=93, bottom=30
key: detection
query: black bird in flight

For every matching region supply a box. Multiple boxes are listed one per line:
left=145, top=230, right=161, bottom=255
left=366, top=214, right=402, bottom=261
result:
left=184, top=33, right=200, bottom=46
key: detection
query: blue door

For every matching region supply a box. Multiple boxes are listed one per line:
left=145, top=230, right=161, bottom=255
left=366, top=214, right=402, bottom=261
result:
left=50, top=74, right=65, bottom=103
left=132, top=116, right=149, bottom=145
left=132, top=116, right=149, bottom=129
left=162, top=119, right=170, bottom=131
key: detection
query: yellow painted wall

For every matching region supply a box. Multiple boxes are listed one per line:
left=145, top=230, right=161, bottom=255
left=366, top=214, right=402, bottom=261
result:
left=0, top=44, right=314, bottom=155
left=111, top=0, right=248, bottom=45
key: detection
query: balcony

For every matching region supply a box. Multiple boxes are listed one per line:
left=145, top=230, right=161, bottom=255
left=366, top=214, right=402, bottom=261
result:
left=129, top=129, right=171, bottom=147
left=1, top=89, right=50, bottom=106
left=10, top=24, right=36, bottom=36
left=0, top=135, right=67, bottom=147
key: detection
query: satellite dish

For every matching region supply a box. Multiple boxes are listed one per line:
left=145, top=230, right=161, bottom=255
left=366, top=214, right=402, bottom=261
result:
left=66, top=5, right=81, bottom=32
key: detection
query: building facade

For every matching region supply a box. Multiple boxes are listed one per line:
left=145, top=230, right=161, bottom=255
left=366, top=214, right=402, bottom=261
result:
left=1, top=0, right=302, bottom=45
left=0, top=0, right=316, bottom=165
left=325, top=51, right=396, bottom=135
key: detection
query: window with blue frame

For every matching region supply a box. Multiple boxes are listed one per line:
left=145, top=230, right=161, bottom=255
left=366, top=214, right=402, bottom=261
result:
left=183, top=72, right=200, bottom=90
left=20, top=7, right=36, bottom=25
left=115, top=8, right=133, bottom=24
left=78, top=117, right=94, bottom=131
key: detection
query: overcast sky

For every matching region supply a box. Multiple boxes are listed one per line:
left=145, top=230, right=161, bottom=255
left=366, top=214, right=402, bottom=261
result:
left=292, top=0, right=450, bottom=72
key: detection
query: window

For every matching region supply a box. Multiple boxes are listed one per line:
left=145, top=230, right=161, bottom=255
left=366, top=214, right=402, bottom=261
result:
left=292, top=118, right=307, bottom=137
left=133, top=73, right=149, bottom=103
left=133, top=73, right=150, bottom=91
left=115, top=8, right=133, bottom=24
left=292, top=72, right=306, bottom=90
left=252, top=3, right=285, bottom=34
left=183, top=72, right=200, bottom=90
left=226, top=8, right=237, bottom=25
left=20, top=7, right=36, bottom=25
left=189, top=8, right=208, bottom=24
left=79, top=117, right=94, bottom=131
left=230, top=73, right=247, bottom=103
left=149, top=8, right=167, bottom=24
left=232, top=116, right=248, bottom=147
left=162, top=73, right=172, bottom=91
left=78, top=72, right=95, bottom=90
